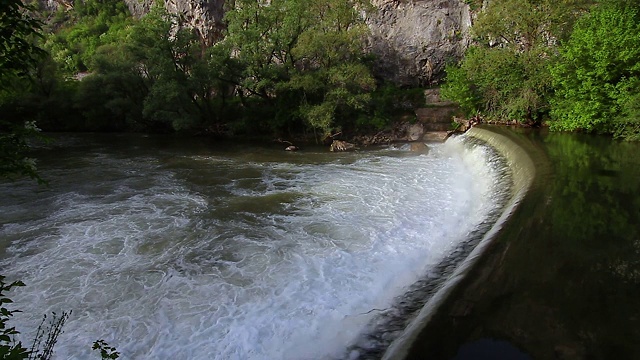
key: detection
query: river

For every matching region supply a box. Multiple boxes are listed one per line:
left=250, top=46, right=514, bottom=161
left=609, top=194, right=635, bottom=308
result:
left=403, top=127, right=640, bottom=360
left=0, top=133, right=509, bottom=359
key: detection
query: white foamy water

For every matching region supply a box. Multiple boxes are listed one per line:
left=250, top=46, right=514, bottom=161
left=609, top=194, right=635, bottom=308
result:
left=0, top=136, right=502, bottom=359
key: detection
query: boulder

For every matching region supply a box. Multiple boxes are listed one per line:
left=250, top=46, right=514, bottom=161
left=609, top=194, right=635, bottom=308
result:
left=410, top=142, right=429, bottom=153
left=330, top=140, right=357, bottom=152
left=407, top=123, right=425, bottom=141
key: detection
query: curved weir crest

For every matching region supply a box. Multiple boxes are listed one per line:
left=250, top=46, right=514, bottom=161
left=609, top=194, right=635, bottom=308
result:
left=0, top=130, right=526, bottom=359
left=382, top=126, right=536, bottom=360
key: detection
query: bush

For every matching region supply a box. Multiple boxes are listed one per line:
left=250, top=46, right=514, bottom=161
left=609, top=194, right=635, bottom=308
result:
left=550, top=1, right=640, bottom=140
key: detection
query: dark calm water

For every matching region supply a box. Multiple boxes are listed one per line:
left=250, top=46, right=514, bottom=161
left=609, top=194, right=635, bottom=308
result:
left=0, top=133, right=507, bottom=359
left=406, top=127, right=640, bottom=360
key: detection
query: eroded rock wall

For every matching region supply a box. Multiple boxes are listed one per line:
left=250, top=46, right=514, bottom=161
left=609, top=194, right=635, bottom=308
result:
left=124, top=0, right=226, bottom=45
left=367, top=0, right=472, bottom=86
left=39, top=0, right=471, bottom=83
left=122, top=0, right=472, bottom=85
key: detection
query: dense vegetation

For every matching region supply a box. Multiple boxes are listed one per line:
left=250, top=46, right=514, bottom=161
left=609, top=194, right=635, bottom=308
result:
left=550, top=1, right=640, bottom=140
left=443, top=0, right=640, bottom=140
left=3, top=0, right=640, bottom=140
left=1, top=0, right=47, bottom=183
left=2, top=0, right=640, bottom=357
left=1, top=0, right=423, bottom=139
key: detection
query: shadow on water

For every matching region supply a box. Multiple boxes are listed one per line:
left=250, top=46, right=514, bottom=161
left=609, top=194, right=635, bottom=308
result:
left=402, top=127, right=640, bottom=360
left=453, top=338, right=531, bottom=360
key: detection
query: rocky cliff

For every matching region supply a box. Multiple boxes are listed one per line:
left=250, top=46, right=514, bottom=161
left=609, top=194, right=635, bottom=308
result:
left=367, top=0, right=471, bottom=86
left=124, top=0, right=226, bottom=45
left=50, top=0, right=471, bottom=85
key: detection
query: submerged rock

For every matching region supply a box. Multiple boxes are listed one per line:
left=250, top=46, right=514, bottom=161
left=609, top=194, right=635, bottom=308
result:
left=330, top=140, right=357, bottom=152
left=410, top=142, right=429, bottom=153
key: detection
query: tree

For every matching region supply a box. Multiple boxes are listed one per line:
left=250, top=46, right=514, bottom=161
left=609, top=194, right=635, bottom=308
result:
left=0, top=0, right=44, bottom=80
left=70, top=4, right=227, bottom=132
left=442, top=45, right=552, bottom=122
left=549, top=0, right=640, bottom=140
left=1, top=0, right=46, bottom=183
left=442, top=0, right=592, bottom=124
left=223, top=0, right=376, bottom=136
left=43, top=0, right=132, bottom=74
left=125, top=5, right=230, bottom=131
left=285, top=0, right=375, bottom=134
left=224, top=0, right=308, bottom=102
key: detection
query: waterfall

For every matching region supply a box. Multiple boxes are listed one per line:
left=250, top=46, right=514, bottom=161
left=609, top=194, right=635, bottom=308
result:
left=0, top=132, right=523, bottom=359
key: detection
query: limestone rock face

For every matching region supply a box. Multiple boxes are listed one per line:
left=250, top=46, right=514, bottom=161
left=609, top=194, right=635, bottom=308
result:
left=124, top=0, right=226, bottom=45
left=41, top=0, right=60, bottom=12
left=124, top=0, right=153, bottom=18
left=367, top=0, right=472, bottom=86
left=117, top=0, right=471, bottom=85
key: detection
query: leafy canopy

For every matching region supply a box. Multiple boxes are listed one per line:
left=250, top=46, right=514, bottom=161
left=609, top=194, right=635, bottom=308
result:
left=0, top=0, right=46, bottom=183
left=223, top=0, right=375, bottom=135
left=550, top=0, right=640, bottom=140
left=442, top=0, right=592, bottom=124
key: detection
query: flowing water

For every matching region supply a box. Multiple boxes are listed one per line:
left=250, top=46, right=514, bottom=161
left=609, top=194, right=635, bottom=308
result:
left=0, top=134, right=509, bottom=359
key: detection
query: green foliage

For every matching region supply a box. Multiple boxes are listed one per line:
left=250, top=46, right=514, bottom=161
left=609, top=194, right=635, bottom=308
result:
left=440, top=62, right=480, bottom=117
left=13, top=0, right=378, bottom=136
left=0, top=121, right=45, bottom=184
left=447, top=0, right=640, bottom=140
left=0, top=0, right=48, bottom=183
left=0, top=0, right=45, bottom=82
left=59, top=4, right=227, bottom=132
left=442, top=0, right=592, bottom=124
left=462, top=0, right=482, bottom=10
left=92, top=340, right=119, bottom=359
left=549, top=1, right=640, bottom=140
left=472, top=0, right=591, bottom=52
left=130, top=6, right=199, bottom=129
left=1, top=276, right=71, bottom=360
left=2, top=274, right=104, bottom=360
left=43, top=0, right=132, bottom=74
left=0, top=276, right=29, bottom=359
left=442, top=46, right=552, bottom=122
left=224, top=0, right=376, bottom=136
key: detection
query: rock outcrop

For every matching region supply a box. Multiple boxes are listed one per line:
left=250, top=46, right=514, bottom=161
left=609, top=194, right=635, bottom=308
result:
left=367, top=0, right=472, bottom=86
left=124, top=0, right=227, bottom=45
left=118, top=0, right=472, bottom=85
left=39, top=0, right=473, bottom=85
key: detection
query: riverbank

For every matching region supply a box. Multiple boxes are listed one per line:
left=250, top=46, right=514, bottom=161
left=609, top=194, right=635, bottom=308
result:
left=398, top=127, right=640, bottom=359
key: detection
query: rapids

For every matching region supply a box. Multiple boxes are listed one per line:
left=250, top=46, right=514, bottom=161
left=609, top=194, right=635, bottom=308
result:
left=0, top=134, right=509, bottom=359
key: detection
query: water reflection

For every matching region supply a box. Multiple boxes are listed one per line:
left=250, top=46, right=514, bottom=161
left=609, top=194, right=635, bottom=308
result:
left=406, top=128, right=640, bottom=360
left=541, top=133, right=640, bottom=358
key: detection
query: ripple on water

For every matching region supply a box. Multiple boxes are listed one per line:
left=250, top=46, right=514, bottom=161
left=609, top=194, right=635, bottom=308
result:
left=0, top=138, right=506, bottom=359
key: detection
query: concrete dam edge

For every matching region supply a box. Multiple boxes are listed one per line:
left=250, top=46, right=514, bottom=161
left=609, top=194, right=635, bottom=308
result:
left=382, top=126, right=538, bottom=360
